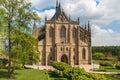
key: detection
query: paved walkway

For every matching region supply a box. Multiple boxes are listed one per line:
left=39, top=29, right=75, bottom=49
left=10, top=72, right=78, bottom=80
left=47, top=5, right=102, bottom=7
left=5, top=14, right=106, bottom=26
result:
left=24, top=65, right=56, bottom=71
left=25, top=64, right=99, bottom=72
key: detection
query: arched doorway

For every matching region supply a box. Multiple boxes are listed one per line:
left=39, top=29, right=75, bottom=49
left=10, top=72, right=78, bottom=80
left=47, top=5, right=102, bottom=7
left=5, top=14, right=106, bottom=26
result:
left=61, top=55, right=68, bottom=63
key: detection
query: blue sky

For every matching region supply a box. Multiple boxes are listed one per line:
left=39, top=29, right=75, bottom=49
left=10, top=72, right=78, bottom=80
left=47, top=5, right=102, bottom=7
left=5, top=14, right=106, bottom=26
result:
left=29, top=0, right=120, bottom=46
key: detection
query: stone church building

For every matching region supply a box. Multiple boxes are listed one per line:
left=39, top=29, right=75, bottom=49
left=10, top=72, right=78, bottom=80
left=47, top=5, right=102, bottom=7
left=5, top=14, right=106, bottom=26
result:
left=33, top=1, right=92, bottom=66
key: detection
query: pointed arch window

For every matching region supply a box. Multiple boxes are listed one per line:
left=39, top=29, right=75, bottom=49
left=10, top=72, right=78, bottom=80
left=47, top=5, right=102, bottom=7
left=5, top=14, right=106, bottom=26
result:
left=72, top=28, right=76, bottom=38
left=82, top=48, right=86, bottom=59
left=49, top=27, right=54, bottom=37
left=60, top=27, right=66, bottom=38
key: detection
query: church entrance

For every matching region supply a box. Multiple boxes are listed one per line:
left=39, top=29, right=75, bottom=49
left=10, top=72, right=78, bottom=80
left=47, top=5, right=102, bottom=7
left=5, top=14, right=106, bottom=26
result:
left=61, top=55, right=68, bottom=64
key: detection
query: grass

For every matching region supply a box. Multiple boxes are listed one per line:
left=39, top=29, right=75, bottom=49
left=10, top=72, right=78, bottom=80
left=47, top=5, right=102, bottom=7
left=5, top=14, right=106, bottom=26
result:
left=0, top=69, right=66, bottom=80
left=94, top=66, right=120, bottom=72
left=0, top=69, right=119, bottom=80
left=104, top=74, right=120, bottom=80
left=93, top=60, right=120, bottom=72
left=92, top=60, right=101, bottom=64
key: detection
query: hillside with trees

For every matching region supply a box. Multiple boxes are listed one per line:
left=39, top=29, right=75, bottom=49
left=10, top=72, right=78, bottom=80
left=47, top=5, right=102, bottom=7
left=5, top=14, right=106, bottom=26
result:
left=92, top=46, right=120, bottom=61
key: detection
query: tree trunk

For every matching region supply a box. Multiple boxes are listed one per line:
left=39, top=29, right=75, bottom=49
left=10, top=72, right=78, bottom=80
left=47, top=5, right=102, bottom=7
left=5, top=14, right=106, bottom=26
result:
left=8, top=17, right=12, bottom=78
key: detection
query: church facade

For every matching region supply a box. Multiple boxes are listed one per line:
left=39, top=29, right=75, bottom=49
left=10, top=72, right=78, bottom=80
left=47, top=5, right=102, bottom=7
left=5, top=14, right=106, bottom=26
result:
left=33, top=1, right=92, bottom=66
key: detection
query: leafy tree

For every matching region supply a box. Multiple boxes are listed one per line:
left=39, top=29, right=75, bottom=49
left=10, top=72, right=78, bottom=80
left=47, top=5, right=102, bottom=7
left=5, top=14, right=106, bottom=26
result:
left=0, top=0, right=40, bottom=78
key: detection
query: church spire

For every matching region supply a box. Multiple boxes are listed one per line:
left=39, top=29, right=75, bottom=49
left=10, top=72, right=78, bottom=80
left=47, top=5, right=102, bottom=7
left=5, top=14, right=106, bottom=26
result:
left=88, top=21, right=91, bottom=31
left=87, top=20, right=91, bottom=46
left=56, top=0, right=59, bottom=7
left=58, top=0, right=61, bottom=8
left=85, top=24, right=86, bottom=29
left=58, top=1, right=61, bottom=10
left=69, top=15, right=71, bottom=20
left=78, top=17, right=80, bottom=24
left=45, top=16, right=47, bottom=21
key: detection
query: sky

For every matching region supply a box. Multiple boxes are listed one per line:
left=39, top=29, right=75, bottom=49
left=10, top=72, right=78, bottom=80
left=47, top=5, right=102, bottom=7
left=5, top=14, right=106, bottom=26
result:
left=29, top=0, right=120, bottom=46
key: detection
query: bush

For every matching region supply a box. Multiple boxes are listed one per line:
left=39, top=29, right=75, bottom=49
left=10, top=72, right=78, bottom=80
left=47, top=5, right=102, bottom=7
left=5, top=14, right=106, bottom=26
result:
left=0, top=59, right=8, bottom=69
left=63, top=67, right=86, bottom=80
left=99, top=61, right=112, bottom=66
left=115, top=64, right=120, bottom=69
left=0, top=60, right=4, bottom=69
left=52, top=61, right=70, bottom=71
left=92, top=52, right=105, bottom=60
left=52, top=62, right=107, bottom=80
left=11, top=64, right=23, bottom=69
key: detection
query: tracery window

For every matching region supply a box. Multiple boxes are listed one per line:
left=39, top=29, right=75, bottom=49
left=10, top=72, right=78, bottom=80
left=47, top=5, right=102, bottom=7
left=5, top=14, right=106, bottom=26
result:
left=49, top=27, right=54, bottom=37
left=60, top=27, right=66, bottom=38
left=72, top=28, right=76, bottom=38
left=66, top=47, right=68, bottom=51
left=82, top=48, right=86, bottom=59
left=61, top=47, right=63, bottom=51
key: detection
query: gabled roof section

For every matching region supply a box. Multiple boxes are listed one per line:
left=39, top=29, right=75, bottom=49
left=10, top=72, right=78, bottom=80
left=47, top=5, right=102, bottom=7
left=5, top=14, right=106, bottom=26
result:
left=48, top=1, right=79, bottom=24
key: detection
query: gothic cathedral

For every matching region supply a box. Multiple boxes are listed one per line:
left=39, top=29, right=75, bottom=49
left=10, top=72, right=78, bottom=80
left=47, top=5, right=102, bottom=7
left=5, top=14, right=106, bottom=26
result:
left=33, top=1, right=92, bottom=66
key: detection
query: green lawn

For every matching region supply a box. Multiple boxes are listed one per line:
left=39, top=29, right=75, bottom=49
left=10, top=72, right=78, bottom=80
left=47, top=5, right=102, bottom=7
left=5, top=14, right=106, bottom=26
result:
left=104, top=75, right=120, bottom=80
left=93, top=60, right=120, bottom=72
left=0, top=69, right=119, bottom=80
left=95, top=66, right=120, bottom=72
left=0, top=69, right=66, bottom=80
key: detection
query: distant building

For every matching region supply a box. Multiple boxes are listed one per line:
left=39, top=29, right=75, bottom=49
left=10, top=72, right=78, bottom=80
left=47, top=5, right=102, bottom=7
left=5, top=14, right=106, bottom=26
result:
left=33, top=1, right=92, bottom=65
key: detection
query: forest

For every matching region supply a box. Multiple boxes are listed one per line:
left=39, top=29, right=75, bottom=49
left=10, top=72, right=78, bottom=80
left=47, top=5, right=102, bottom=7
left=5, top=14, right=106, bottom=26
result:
left=92, top=46, right=120, bottom=56
left=92, top=46, right=120, bottom=61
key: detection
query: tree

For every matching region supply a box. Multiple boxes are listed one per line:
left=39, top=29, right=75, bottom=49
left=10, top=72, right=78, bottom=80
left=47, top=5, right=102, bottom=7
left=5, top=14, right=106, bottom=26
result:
left=0, top=0, right=40, bottom=78
left=92, top=52, right=105, bottom=60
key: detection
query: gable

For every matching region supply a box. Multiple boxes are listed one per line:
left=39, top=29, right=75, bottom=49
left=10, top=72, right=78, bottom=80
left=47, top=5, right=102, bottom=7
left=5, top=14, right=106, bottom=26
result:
left=56, top=11, right=70, bottom=23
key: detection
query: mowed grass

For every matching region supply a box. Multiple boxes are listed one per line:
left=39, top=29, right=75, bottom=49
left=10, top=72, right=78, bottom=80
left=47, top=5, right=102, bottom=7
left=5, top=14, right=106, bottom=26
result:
left=0, top=69, right=66, bottom=80
left=96, top=66, right=120, bottom=72
left=93, top=60, right=120, bottom=72
left=0, top=69, right=119, bottom=80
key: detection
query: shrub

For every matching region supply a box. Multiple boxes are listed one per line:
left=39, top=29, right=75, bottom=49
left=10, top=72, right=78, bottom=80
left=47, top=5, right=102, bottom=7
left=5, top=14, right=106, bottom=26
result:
left=92, top=52, right=105, bottom=60
left=88, top=73, right=107, bottom=80
left=99, top=61, right=112, bottom=66
left=52, top=62, right=107, bottom=80
left=115, top=64, right=120, bottom=69
left=0, top=59, right=8, bottom=69
left=63, top=67, right=86, bottom=80
left=52, top=61, right=70, bottom=71
left=11, top=64, right=23, bottom=69
left=0, top=60, right=4, bottom=69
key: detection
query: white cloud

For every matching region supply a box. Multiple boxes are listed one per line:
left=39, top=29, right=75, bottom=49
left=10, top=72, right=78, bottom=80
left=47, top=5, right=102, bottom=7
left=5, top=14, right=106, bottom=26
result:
left=30, top=0, right=120, bottom=25
left=34, top=9, right=55, bottom=25
left=92, top=24, right=120, bottom=46
left=35, top=9, right=55, bottom=19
